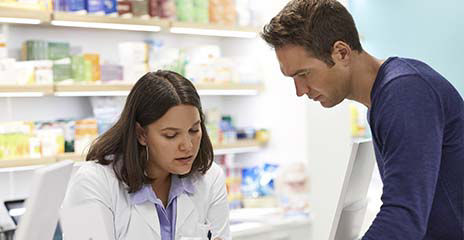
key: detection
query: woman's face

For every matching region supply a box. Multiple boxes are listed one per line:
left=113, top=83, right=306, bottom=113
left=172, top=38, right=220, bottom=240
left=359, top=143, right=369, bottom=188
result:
left=137, top=104, right=202, bottom=177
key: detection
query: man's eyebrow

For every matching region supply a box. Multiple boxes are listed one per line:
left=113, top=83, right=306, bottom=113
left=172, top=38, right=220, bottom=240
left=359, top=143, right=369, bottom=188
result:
left=289, top=69, right=309, bottom=78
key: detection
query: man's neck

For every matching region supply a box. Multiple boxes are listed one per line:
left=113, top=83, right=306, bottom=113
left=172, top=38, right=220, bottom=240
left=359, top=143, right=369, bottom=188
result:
left=347, top=51, right=384, bottom=108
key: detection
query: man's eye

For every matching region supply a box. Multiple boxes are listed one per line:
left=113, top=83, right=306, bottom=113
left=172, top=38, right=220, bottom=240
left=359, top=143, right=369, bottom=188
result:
left=299, top=72, right=309, bottom=77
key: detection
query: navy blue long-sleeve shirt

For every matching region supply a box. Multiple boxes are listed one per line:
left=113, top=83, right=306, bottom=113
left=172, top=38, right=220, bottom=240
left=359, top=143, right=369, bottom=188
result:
left=363, top=57, right=464, bottom=239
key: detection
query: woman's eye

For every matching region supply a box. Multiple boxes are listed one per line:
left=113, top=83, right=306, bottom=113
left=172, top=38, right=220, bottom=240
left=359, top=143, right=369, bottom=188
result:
left=190, top=129, right=200, bottom=133
left=165, top=134, right=177, bottom=139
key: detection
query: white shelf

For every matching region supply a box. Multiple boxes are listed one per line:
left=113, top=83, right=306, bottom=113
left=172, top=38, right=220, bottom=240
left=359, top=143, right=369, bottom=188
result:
left=0, top=6, right=50, bottom=24
left=53, top=83, right=132, bottom=96
left=51, top=12, right=168, bottom=32
left=0, top=140, right=267, bottom=168
left=213, top=140, right=266, bottom=155
left=0, top=83, right=264, bottom=97
left=0, top=156, right=56, bottom=169
left=0, top=84, right=54, bottom=97
left=169, top=21, right=259, bottom=38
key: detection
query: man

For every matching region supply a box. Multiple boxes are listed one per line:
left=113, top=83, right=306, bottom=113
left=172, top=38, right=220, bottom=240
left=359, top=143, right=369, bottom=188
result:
left=261, top=0, right=463, bottom=239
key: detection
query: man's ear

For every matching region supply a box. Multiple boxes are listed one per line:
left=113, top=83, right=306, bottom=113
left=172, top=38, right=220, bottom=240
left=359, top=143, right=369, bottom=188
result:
left=331, top=40, right=351, bottom=66
left=135, top=122, right=147, bottom=146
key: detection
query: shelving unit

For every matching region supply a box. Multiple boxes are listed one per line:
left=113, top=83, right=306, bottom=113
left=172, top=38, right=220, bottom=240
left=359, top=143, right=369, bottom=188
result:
left=0, top=155, right=56, bottom=168
left=213, top=140, right=265, bottom=155
left=169, top=21, right=259, bottom=38
left=51, top=12, right=169, bottom=32
left=0, top=6, right=50, bottom=24
left=0, top=11, right=267, bottom=166
left=0, top=7, right=260, bottom=37
left=53, top=83, right=133, bottom=96
left=0, top=5, right=271, bottom=201
left=0, top=84, right=54, bottom=97
left=195, top=82, right=264, bottom=96
left=0, top=140, right=267, bottom=168
left=0, top=83, right=264, bottom=97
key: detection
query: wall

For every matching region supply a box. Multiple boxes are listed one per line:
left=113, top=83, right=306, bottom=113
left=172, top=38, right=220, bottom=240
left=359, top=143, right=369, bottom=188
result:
left=350, top=0, right=464, bottom=94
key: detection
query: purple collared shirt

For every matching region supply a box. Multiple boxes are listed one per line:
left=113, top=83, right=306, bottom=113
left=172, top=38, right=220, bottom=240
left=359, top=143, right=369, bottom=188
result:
left=131, top=175, right=195, bottom=240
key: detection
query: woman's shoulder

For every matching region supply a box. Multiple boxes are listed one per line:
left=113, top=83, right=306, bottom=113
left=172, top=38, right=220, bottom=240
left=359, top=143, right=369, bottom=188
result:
left=64, top=161, right=128, bottom=208
left=191, top=161, right=225, bottom=188
left=76, top=160, right=114, bottom=176
left=206, top=161, right=225, bottom=178
left=72, top=161, right=120, bottom=186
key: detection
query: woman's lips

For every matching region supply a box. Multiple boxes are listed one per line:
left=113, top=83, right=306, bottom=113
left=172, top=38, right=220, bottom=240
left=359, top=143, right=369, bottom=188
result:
left=175, top=155, right=193, bottom=162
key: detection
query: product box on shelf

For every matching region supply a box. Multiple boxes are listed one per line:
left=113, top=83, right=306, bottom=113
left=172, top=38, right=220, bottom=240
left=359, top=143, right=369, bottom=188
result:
left=159, top=0, right=176, bottom=19
left=148, top=0, right=159, bottom=17
left=64, top=0, right=86, bottom=12
left=22, top=40, right=48, bottom=61
left=14, top=61, right=36, bottom=84
left=117, top=0, right=133, bottom=17
left=130, top=0, right=149, bottom=18
left=71, top=55, right=86, bottom=82
left=209, top=0, right=236, bottom=25
left=0, top=59, right=16, bottom=85
left=84, top=53, right=101, bottom=81
left=74, top=118, right=98, bottom=155
left=101, top=64, right=123, bottom=82
left=48, top=42, right=71, bottom=60
left=193, top=0, right=208, bottom=23
left=53, top=58, right=73, bottom=82
left=0, top=121, right=36, bottom=160
left=36, top=124, right=65, bottom=157
left=175, top=0, right=194, bottom=22
left=103, top=0, right=117, bottom=15
left=85, top=0, right=105, bottom=14
left=32, top=60, right=54, bottom=84
left=118, top=42, right=148, bottom=64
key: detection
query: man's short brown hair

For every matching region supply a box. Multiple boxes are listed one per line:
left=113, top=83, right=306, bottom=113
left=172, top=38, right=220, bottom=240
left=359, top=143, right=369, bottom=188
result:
left=261, top=0, right=363, bottom=66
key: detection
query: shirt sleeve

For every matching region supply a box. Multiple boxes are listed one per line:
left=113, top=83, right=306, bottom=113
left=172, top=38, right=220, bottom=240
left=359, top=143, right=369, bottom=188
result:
left=206, top=163, right=231, bottom=240
left=362, top=76, right=445, bottom=239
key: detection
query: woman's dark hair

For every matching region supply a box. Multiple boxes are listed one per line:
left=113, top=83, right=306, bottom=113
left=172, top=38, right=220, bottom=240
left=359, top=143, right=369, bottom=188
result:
left=261, top=0, right=363, bottom=66
left=86, top=70, right=214, bottom=193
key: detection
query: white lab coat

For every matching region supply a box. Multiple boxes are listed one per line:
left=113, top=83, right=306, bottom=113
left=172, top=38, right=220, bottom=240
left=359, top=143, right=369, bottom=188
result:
left=62, top=161, right=230, bottom=240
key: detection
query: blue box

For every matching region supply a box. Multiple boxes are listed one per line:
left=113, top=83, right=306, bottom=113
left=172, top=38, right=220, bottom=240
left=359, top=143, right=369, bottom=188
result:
left=85, top=0, right=104, bottom=13
left=103, top=0, right=117, bottom=14
left=65, top=0, right=86, bottom=12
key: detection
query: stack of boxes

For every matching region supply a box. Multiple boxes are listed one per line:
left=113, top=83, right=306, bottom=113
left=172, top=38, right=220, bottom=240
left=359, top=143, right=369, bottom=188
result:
left=118, top=42, right=148, bottom=82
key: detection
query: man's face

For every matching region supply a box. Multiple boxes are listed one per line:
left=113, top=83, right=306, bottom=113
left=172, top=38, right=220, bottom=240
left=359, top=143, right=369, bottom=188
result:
left=275, top=44, right=350, bottom=108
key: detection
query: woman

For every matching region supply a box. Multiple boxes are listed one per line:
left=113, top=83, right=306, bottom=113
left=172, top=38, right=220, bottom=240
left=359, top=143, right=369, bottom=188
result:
left=63, top=70, right=230, bottom=240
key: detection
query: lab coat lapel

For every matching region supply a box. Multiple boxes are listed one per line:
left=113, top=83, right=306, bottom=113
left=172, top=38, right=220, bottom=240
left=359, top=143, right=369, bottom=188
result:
left=134, top=202, right=161, bottom=236
left=176, top=193, right=195, bottom=232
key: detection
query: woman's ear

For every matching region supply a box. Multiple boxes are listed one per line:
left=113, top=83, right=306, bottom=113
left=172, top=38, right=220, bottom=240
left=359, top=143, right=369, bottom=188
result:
left=135, top=122, right=147, bottom=146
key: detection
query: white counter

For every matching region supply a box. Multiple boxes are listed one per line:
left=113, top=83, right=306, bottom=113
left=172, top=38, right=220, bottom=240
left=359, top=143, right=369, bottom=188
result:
left=230, top=208, right=312, bottom=240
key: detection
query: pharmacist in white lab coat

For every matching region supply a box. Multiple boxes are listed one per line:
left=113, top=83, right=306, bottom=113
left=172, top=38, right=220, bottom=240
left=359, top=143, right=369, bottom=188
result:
left=63, top=70, right=230, bottom=240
